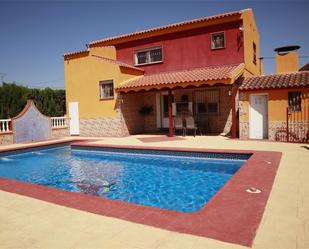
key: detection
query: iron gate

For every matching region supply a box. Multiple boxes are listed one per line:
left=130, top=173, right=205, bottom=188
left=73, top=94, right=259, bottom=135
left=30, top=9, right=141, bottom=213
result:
left=275, top=94, right=309, bottom=143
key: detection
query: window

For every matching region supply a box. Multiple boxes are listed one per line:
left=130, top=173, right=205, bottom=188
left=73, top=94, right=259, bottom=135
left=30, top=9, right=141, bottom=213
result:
left=288, top=91, right=301, bottom=112
left=99, top=80, right=114, bottom=99
left=136, top=51, right=147, bottom=65
left=253, top=42, right=257, bottom=65
left=211, top=32, right=225, bottom=49
left=194, top=90, right=219, bottom=114
left=135, top=47, right=162, bottom=65
left=150, top=48, right=162, bottom=62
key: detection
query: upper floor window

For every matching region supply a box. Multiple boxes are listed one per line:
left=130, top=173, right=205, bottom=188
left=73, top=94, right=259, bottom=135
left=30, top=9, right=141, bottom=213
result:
left=211, top=32, right=225, bottom=50
left=99, top=80, right=114, bottom=100
left=288, top=91, right=301, bottom=112
left=253, top=42, right=257, bottom=65
left=135, top=47, right=163, bottom=65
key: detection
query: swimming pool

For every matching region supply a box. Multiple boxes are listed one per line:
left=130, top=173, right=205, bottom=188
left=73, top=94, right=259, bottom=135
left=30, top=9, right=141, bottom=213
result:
left=0, top=145, right=247, bottom=212
left=0, top=141, right=282, bottom=246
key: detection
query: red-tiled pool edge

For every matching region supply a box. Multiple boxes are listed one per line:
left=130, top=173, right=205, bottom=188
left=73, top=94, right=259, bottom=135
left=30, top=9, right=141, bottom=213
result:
left=0, top=141, right=282, bottom=247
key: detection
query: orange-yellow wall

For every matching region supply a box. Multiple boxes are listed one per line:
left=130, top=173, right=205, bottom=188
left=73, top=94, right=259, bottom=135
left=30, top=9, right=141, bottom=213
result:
left=240, top=88, right=309, bottom=122
left=88, top=46, right=116, bottom=59
left=276, top=52, right=299, bottom=73
left=242, top=9, right=261, bottom=76
left=64, top=46, right=142, bottom=118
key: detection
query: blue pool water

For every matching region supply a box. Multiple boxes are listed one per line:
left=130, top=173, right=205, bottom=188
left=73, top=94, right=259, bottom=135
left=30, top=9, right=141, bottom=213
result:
left=0, top=146, right=247, bottom=212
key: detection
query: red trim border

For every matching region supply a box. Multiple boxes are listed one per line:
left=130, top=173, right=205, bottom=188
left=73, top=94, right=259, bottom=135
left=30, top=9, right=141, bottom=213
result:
left=0, top=141, right=281, bottom=247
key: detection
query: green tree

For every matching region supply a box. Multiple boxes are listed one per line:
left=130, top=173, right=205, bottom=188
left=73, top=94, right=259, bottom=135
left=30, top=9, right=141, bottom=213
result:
left=0, top=83, right=66, bottom=119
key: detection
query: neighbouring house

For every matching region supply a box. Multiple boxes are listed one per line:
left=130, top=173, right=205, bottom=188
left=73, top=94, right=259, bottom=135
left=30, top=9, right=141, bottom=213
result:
left=64, top=9, right=260, bottom=137
left=239, top=46, right=309, bottom=142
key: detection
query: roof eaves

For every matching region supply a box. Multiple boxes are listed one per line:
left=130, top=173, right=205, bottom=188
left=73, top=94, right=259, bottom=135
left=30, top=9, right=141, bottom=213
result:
left=88, top=10, right=243, bottom=47
left=63, top=49, right=89, bottom=59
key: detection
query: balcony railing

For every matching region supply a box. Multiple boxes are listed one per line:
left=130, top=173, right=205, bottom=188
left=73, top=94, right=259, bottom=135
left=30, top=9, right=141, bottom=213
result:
left=0, top=119, right=12, bottom=133
left=0, top=117, right=67, bottom=134
left=51, top=117, right=68, bottom=129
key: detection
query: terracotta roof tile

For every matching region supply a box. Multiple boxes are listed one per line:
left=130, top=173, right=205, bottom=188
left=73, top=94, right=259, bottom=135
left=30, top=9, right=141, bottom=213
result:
left=117, top=64, right=244, bottom=90
left=64, top=49, right=89, bottom=56
left=89, top=9, right=246, bottom=46
left=92, top=55, right=144, bottom=72
left=240, top=71, right=309, bottom=90
left=64, top=49, right=89, bottom=60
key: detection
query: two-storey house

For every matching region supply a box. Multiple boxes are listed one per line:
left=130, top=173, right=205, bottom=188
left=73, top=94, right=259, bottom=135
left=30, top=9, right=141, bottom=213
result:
left=64, top=9, right=260, bottom=137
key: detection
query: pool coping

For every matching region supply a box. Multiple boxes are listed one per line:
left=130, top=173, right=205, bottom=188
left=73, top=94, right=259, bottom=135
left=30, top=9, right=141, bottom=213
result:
left=0, top=140, right=282, bottom=247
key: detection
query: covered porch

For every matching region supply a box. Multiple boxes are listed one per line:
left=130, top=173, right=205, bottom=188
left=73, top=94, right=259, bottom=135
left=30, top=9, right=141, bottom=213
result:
left=116, top=64, right=244, bottom=138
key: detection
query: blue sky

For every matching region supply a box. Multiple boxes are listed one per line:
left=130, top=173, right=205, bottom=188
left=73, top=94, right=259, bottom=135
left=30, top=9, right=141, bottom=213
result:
left=0, top=0, right=308, bottom=89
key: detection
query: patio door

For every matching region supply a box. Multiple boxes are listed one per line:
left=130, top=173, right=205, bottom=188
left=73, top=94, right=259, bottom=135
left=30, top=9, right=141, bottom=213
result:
left=249, top=95, right=268, bottom=139
left=69, top=102, right=80, bottom=135
left=159, top=92, right=174, bottom=128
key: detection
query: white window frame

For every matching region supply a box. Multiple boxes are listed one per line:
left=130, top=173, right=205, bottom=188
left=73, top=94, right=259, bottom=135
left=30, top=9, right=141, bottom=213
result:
left=99, top=80, right=114, bottom=100
left=211, top=32, right=226, bottom=50
left=134, top=46, right=163, bottom=66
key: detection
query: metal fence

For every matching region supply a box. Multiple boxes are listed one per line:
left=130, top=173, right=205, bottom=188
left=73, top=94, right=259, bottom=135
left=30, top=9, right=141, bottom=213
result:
left=275, top=97, right=309, bottom=143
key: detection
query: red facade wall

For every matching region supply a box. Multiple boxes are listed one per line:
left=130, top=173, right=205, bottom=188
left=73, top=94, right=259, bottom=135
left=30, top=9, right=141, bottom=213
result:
left=116, top=21, right=244, bottom=74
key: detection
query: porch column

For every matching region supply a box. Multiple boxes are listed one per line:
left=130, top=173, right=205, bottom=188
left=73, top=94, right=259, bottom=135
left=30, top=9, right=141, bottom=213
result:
left=168, top=89, right=174, bottom=137
left=231, top=85, right=237, bottom=139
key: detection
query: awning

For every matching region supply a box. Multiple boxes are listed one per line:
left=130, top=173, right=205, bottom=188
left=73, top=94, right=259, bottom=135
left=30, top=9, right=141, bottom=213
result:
left=116, top=63, right=244, bottom=93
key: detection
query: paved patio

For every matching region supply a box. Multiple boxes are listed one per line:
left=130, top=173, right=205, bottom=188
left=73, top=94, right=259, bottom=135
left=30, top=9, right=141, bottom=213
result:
left=0, top=135, right=308, bottom=249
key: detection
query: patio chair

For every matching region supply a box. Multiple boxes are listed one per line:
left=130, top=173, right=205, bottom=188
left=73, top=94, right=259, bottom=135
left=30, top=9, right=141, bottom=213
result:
left=184, top=116, right=197, bottom=137
left=174, top=117, right=185, bottom=136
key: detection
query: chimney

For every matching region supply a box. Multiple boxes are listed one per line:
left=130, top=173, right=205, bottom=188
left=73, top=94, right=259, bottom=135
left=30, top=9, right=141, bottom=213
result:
left=274, top=45, right=300, bottom=73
